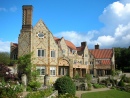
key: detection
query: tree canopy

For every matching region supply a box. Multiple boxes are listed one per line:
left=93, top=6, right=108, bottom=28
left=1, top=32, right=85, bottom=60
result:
left=0, top=52, right=10, bottom=65
left=115, top=47, right=130, bottom=72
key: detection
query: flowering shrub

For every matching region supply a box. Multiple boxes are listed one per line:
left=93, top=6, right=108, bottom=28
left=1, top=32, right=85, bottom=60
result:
left=0, top=64, right=17, bottom=81
left=25, top=87, right=53, bottom=98
left=0, top=80, right=23, bottom=98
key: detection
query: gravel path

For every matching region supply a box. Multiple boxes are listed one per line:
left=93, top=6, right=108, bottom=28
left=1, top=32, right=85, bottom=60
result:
left=76, top=88, right=110, bottom=98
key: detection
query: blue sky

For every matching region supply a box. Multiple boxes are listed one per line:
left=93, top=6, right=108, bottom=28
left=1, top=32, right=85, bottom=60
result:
left=0, top=0, right=130, bottom=52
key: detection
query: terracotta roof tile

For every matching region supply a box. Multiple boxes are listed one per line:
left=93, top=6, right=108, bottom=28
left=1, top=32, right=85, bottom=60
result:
left=101, top=60, right=111, bottom=65
left=76, top=46, right=85, bottom=51
left=65, top=40, right=76, bottom=50
left=12, top=43, right=18, bottom=47
left=89, top=49, right=113, bottom=59
left=54, top=37, right=76, bottom=50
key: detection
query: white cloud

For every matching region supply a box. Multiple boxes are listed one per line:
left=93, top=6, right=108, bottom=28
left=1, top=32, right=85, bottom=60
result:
left=10, top=6, right=17, bottom=12
left=54, top=30, right=98, bottom=48
left=0, top=8, right=7, bottom=12
left=55, top=0, right=130, bottom=49
left=0, top=40, right=10, bottom=52
left=98, top=0, right=130, bottom=48
left=0, top=6, right=17, bottom=12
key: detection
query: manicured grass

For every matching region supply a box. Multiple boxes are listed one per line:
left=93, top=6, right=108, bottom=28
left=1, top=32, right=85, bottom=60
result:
left=81, top=89, right=130, bottom=98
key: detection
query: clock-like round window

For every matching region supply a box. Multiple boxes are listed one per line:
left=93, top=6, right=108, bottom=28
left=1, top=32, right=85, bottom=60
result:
left=38, top=33, right=44, bottom=38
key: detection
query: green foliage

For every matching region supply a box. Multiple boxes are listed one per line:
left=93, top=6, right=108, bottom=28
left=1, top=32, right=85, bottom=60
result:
left=87, top=82, right=92, bottom=91
left=28, top=80, right=41, bottom=91
left=115, top=47, right=130, bottom=72
left=118, top=80, right=125, bottom=87
left=54, top=76, right=76, bottom=95
left=0, top=52, right=10, bottom=65
left=18, top=53, right=34, bottom=82
left=93, top=83, right=106, bottom=88
left=85, top=73, right=92, bottom=82
left=25, top=87, right=53, bottom=98
left=0, top=80, right=23, bottom=98
left=74, top=73, right=80, bottom=79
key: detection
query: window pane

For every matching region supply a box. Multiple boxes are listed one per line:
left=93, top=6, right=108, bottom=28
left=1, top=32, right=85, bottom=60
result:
left=42, top=50, right=44, bottom=56
left=38, top=50, right=40, bottom=56
left=51, top=51, right=55, bottom=57
left=41, top=69, right=45, bottom=75
left=53, top=70, right=55, bottom=75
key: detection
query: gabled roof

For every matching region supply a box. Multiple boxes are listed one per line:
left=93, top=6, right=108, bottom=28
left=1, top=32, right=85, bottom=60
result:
left=11, top=43, right=18, bottom=47
left=54, top=37, right=77, bottom=50
left=89, top=49, right=113, bottom=59
left=65, top=40, right=76, bottom=50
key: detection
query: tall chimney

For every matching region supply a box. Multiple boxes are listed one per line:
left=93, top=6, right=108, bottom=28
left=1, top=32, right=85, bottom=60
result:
left=22, top=5, right=33, bottom=30
left=81, top=42, right=86, bottom=47
left=95, top=44, right=99, bottom=49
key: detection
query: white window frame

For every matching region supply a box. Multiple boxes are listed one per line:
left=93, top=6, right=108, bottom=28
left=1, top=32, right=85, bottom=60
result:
left=36, top=66, right=45, bottom=75
left=50, top=67, right=56, bottom=76
left=51, top=50, right=55, bottom=57
left=38, top=49, right=45, bottom=57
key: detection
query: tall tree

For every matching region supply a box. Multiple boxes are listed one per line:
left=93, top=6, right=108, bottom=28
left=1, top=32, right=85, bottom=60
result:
left=0, top=52, right=10, bottom=65
left=115, top=47, right=130, bottom=72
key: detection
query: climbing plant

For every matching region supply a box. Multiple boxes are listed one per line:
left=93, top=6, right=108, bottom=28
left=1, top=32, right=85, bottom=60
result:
left=17, top=53, right=33, bottom=82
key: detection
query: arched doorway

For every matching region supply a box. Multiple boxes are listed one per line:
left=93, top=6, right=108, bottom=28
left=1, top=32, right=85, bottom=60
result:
left=58, top=58, right=70, bottom=76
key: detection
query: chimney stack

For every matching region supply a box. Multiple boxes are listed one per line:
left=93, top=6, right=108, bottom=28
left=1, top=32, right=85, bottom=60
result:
left=95, top=44, right=99, bottom=49
left=81, top=42, right=86, bottom=47
left=22, top=5, right=33, bottom=30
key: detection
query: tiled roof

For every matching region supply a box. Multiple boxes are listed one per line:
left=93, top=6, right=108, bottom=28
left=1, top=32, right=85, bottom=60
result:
left=101, top=60, right=111, bottom=65
left=12, top=43, right=18, bottom=47
left=54, top=37, right=61, bottom=44
left=89, top=49, right=113, bottom=59
left=65, top=40, right=76, bottom=50
left=76, top=46, right=85, bottom=51
left=54, top=37, right=77, bottom=50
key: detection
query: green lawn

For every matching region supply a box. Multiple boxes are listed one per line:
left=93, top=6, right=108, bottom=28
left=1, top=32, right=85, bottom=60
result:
left=81, top=89, right=130, bottom=98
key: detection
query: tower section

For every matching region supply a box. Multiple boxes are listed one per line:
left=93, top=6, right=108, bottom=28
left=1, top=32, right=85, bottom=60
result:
left=18, top=5, right=33, bottom=57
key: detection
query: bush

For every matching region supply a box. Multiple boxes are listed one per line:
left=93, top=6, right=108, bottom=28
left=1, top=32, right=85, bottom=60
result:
left=87, top=83, right=92, bottom=91
left=118, top=80, right=125, bottom=87
left=93, top=83, right=106, bottom=88
left=25, top=87, right=53, bottom=98
left=54, top=76, right=76, bottom=95
left=85, top=74, right=92, bottom=82
left=0, top=80, right=23, bottom=98
left=28, top=80, right=41, bottom=91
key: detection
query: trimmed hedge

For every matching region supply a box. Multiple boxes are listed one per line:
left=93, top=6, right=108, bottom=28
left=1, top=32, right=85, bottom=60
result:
left=54, top=76, right=76, bottom=95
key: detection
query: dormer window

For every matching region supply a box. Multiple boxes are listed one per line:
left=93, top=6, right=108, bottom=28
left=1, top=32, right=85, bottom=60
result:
left=38, top=33, right=44, bottom=38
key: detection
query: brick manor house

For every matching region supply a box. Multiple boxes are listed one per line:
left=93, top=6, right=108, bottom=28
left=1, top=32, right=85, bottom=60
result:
left=10, top=5, right=115, bottom=81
